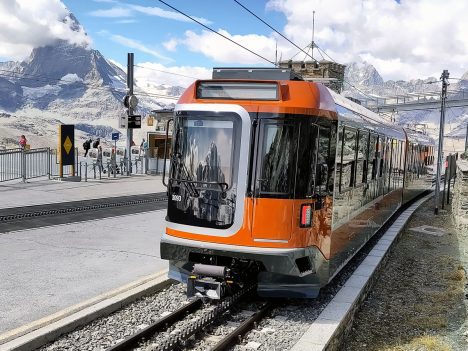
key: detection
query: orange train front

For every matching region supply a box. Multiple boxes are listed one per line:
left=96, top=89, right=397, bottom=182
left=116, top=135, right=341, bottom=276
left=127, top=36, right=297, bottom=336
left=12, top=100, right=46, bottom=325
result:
left=160, top=67, right=434, bottom=299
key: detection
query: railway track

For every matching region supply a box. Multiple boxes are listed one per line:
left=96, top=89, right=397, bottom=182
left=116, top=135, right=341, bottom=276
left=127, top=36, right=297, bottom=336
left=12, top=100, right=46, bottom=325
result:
left=106, top=284, right=262, bottom=351
left=0, top=192, right=168, bottom=233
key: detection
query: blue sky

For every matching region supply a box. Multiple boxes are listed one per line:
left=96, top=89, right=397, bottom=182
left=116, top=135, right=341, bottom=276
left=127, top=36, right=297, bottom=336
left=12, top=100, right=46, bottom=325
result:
left=0, top=0, right=467, bottom=85
left=63, top=0, right=287, bottom=68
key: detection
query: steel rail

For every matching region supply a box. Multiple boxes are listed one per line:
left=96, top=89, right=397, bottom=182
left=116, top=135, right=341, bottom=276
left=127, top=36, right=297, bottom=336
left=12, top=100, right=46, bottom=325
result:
left=210, top=302, right=274, bottom=351
left=155, top=284, right=257, bottom=351
left=0, top=193, right=167, bottom=222
left=106, top=298, right=203, bottom=351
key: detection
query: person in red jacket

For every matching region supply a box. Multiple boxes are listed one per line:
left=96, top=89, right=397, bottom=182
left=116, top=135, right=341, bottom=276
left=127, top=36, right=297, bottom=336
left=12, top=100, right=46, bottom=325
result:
left=19, top=135, right=27, bottom=150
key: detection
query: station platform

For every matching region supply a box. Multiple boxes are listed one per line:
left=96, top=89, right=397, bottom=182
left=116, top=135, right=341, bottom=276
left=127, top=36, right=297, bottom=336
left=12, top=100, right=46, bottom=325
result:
left=0, top=174, right=166, bottom=210
left=0, top=175, right=169, bottom=335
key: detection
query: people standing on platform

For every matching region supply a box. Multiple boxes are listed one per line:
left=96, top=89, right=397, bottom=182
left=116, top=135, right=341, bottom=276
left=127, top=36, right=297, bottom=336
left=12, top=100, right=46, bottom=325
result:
left=83, top=139, right=91, bottom=157
left=19, top=135, right=27, bottom=150
left=93, top=138, right=100, bottom=149
left=140, top=139, right=148, bottom=155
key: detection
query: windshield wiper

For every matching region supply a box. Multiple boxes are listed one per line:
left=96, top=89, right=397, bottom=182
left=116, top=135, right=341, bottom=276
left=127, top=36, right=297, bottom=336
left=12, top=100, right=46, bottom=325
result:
left=170, top=178, right=229, bottom=198
left=169, top=152, right=229, bottom=198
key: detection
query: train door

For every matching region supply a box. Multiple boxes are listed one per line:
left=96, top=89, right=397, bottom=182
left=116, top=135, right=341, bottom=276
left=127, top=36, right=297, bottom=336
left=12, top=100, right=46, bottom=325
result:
left=251, top=119, right=298, bottom=241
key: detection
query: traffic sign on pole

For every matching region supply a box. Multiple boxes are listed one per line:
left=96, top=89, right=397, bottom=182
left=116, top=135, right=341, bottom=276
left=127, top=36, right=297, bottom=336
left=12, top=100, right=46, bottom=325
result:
left=128, top=115, right=142, bottom=129
left=112, top=132, right=119, bottom=141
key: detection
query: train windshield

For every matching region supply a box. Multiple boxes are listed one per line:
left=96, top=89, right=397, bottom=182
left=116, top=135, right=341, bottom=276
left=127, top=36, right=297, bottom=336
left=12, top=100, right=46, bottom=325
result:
left=167, top=112, right=240, bottom=229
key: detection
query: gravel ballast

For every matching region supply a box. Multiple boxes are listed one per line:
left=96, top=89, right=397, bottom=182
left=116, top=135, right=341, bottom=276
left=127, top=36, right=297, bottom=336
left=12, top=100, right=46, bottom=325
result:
left=343, top=199, right=468, bottom=351
left=39, top=283, right=188, bottom=350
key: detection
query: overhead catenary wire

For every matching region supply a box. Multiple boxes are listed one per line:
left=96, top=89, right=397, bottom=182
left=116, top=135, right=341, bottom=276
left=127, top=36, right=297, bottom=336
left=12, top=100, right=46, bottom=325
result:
left=232, top=0, right=318, bottom=64
left=231, top=0, right=381, bottom=105
left=133, top=65, right=201, bottom=80
left=156, top=0, right=276, bottom=66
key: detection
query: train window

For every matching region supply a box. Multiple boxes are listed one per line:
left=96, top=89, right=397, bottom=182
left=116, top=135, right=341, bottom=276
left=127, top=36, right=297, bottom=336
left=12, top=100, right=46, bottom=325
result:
left=197, top=81, right=278, bottom=100
left=340, top=127, right=357, bottom=190
left=368, top=134, right=378, bottom=180
left=257, top=122, right=297, bottom=197
left=295, top=122, right=318, bottom=198
left=355, top=130, right=369, bottom=186
left=389, top=139, right=398, bottom=190
left=327, top=125, right=337, bottom=194
left=336, top=127, right=344, bottom=193
left=316, top=127, right=331, bottom=195
left=398, top=141, right=405, bottom=187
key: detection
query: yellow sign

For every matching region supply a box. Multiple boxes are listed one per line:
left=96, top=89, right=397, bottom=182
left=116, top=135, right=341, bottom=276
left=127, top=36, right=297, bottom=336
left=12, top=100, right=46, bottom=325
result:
left=147, top=116, right=154, bottom=126
left=63, top=136, right=73, bottom=155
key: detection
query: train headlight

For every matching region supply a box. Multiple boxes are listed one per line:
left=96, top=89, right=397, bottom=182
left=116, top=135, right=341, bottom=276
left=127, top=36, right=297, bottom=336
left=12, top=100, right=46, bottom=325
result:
left=300, top=204, right=313, bottom=227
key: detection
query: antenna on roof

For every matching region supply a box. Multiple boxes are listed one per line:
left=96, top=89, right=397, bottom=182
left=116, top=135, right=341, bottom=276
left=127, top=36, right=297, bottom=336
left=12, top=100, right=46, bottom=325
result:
left=311, top=10, right=315, bottom=60
left=275, top=40, right=278, bottom=66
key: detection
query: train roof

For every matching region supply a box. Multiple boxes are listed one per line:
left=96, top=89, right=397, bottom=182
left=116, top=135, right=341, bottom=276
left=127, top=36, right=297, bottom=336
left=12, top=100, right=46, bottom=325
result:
left=326, top=87, right=406, bottom=140
left=326, top=88, right=434, bottom=145
left=404, top=128, right=435, bottom=145
left=177, top=72, right=435, bottom=146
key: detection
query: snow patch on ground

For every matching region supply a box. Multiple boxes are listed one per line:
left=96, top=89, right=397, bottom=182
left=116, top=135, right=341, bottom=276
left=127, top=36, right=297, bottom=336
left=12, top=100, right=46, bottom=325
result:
left=60, top=74, right=83, bottom=84
left=22, top=85, right=62, bottom=99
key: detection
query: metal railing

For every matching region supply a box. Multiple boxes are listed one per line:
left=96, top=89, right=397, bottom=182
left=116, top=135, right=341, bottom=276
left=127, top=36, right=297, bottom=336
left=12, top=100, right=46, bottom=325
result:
left=0, top=147, right=77, bottom=182
left=1, top=147, right=147, bottom=183
left=0, top=148, right=23, bottom=182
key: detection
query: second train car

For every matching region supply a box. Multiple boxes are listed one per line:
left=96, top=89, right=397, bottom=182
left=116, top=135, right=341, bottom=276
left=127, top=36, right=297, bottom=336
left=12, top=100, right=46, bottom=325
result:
left=160, top=67, right=434, bottom=299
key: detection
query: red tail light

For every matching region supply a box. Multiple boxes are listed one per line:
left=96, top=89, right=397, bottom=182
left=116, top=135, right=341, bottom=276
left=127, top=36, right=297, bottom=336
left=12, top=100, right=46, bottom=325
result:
left=300, top=204, right=313, bottom=227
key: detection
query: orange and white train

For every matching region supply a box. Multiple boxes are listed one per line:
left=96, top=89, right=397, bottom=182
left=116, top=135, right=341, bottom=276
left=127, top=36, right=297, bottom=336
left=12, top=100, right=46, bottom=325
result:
left=160, top=68, right=434, bottom=299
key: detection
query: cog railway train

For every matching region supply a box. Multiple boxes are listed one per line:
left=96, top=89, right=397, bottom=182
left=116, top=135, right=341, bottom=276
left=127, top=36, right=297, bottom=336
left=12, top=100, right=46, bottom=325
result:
left=160, top=67, right=435, bottom=299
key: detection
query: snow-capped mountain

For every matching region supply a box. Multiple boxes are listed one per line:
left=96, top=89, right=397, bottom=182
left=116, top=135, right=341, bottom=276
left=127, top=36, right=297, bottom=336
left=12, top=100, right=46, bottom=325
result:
left=0, top=13, right=182, bottom=148
left=343, top=60, right=468, bottom=151
left=345, top=61, right=384, bottom=87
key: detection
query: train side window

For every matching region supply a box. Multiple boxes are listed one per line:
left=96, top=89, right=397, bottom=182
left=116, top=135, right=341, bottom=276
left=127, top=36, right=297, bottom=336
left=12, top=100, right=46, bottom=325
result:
left=398, top=141, right=405, bottom=186
left=328, top=125, right=337, bottom=194
left=295, top=122, right=318, bottom=198
left=368, top=134, right=378, bottom=180
left=257, top=122, right=297, bottom=197
left=382, top=138, right=390, bottom=191
left=316, top=126, right=331, bottom=195
left=390, top=139, right=398, bottom=190
left=336, top=127, right=344, bottom=193
left=341, top=127, right=357, bottom=190
left=379, top=136, right=385, bottom=178
left=355, top=130, right=369, bottom=186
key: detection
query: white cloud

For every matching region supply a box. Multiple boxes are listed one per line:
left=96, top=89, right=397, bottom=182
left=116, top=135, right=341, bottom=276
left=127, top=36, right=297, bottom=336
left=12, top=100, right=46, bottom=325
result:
left=163, top=38, right=178, bottom=52
left=89, top=7, right=132, bottom=18
left=129, top=5, right=212, bottom=25
left=103, top=32, right=173, bottom=63
left=135, top=62, right=211, bottom=88
left=0, top=0, right=90, bottom=61
left=266, top=0, right=468, bottom=80
left=89, top=3, right=212, bottom=25
left=179, top=29, right=292, bottom=65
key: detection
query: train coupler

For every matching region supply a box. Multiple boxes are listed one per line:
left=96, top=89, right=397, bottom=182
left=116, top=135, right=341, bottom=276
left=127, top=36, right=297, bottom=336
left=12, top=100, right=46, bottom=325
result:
left=187, top=263, right=236, bottom=300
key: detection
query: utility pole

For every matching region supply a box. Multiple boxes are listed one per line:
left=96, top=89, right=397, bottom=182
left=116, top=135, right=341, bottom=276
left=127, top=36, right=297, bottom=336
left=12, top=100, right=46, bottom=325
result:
left=465, top=123, right=468, bottom=155
left=434, top=69, right=449, bottom=215
left=126, top=53, right=134, bottom=176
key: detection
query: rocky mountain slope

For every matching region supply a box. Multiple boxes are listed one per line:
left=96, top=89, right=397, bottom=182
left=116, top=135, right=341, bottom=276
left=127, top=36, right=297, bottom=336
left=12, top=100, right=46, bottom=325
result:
left=343, top=61, right=468, bottom=147
left=0, top=14, right=180, bottom=148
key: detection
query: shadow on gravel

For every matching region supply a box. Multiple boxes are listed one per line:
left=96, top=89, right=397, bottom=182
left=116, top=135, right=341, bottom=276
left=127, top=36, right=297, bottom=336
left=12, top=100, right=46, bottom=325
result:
left=344, top=199, right=467, bottom=351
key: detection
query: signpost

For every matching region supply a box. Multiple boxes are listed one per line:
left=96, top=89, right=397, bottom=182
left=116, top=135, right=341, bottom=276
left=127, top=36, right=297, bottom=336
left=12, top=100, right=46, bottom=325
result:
left=111, top=132, right=119, bottom=177
left=128, top=115, right=142, bottom=129
left=59, top=124, right=75, bottom=178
